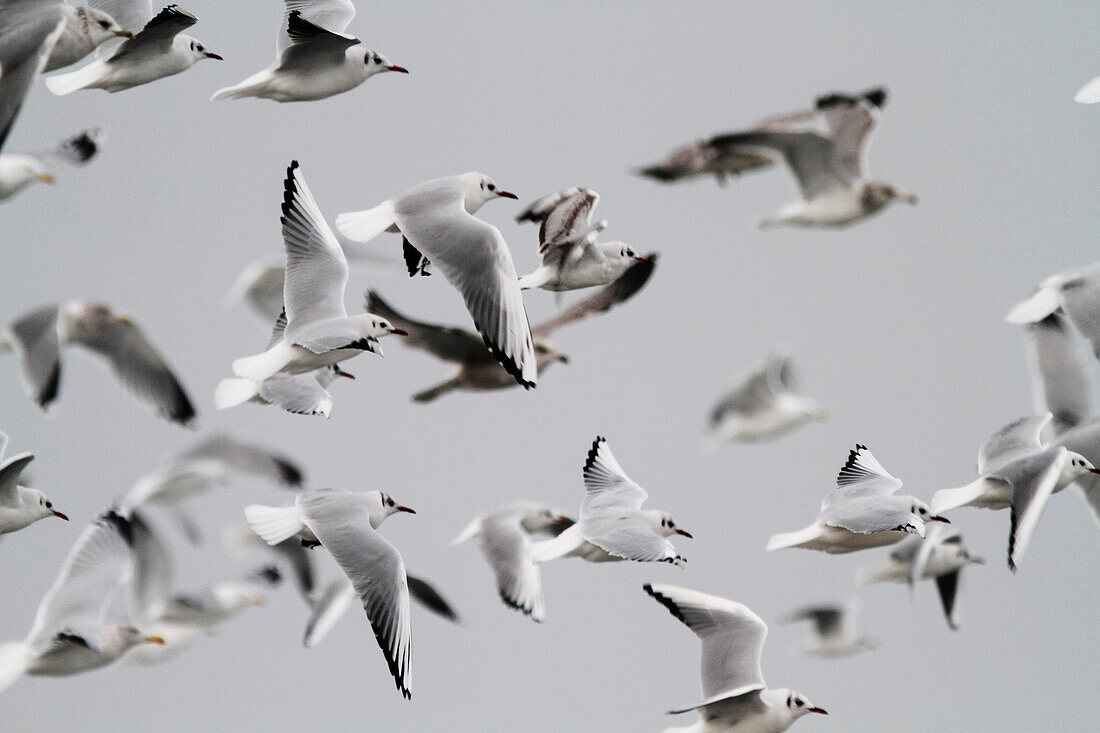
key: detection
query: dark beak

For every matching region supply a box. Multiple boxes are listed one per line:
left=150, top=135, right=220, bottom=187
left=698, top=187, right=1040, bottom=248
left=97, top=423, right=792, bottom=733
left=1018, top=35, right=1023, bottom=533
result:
left=396, top=505, right=416, bottom=514
left=807, top=707, right=828, bottom=715
left=970, top=556, right=985, bottom=565
left=557, top=354, right=570, bottom=364
left=52, top=510, right=69, bottom=521
left=1088, top=468, right=1100, bottom=474
left=115, top=30, right=135, bottom=39
left=634, top=256, right=648, bottom=262
left=497, top=190, right=519, bottom=199
left=930, top=515, right=951, bottom=523
left=334, top=367, right=356, bottom=380
left=386, top=64, right=409, bottom=73
left=675, top=528, right=693, bottom=538
left=391, top=328, right=408, bottom=336
left=205, top=52, right=223, bottom=60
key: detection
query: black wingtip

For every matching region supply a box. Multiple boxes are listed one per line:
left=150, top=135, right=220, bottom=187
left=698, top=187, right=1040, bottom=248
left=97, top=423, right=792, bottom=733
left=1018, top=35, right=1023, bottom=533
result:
left=643, top=584, right=688, bottom=625
left=274, top=457, right=303, bottom=486
left=66, top=131, right=99, bottom=163
left=863, top=87, right=888, bottom=108
left=1007, top=507, right=1018, bottom=572
left=286, top=10, right=325, bottom=40
left=836, top=443, right=870, bottom=485
left=582, top=436, right=607, bottom=475
left=101, top=509, right=134, bottom=546
left=478, top=332, right=535, bottom=389
left=35, top=360, right=62, bottom=409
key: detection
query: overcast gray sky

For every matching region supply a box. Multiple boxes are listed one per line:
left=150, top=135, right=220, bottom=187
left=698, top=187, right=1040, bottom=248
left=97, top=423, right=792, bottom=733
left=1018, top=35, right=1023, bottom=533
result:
left=2, top=1, right=1099, bottom=731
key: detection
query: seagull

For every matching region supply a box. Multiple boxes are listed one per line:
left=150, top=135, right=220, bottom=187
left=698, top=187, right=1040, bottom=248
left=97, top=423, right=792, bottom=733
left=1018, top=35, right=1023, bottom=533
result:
left=365, top=255, right=657, bottom=402
left=452, top=503, right=574, bottom=622
left=0, top=511, right=164, bottom=692
left=245, top=488, right=416, bottom=698
left=226, top=161, right=405, bottom=386
left=0, top=430, right=68, bottom=536
left=1006, top=262, right=1100, bottom=358
left=212, top=3, right=407, bottom=102
left=1075, top=75, right=1100, bottom=104
left=932, top=413, right=1100, bottom=570
left=706, top=349, right=826, bottom=446
left=0, top=1, right=128, bottom=151
left=0, top=129, right=102, bottom=202
left=859, top=525, right=984, bottom=630
left=0, top=301, right=196, bottom=425
left=687, top=88, right=915, bottom=228
left=635, top=138, right=776, bottom=186
left=514, top=187, right=646, bottom=292
left=785, top=601, right=875, bottom=657
left=767, top=444, right=948, bottom=554
left=1020, top=313, right=1093, bottom=435
left=46, top=5, right=221, bottom=96
left=643, top=584, right=827, bottom=733
left=334, top=172, right=538, bottom=388
left=226, top=256, right=287, bottom=326
left=120, top=433, right=303, bottom=511
left=529, top=436, right=692, bottom=568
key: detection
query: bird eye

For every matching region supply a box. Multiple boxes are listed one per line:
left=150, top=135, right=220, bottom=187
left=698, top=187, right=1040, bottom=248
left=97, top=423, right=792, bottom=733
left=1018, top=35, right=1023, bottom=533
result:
left=46, top=501, right=52, bottom=508
left=796, top=699, right=804, bottom=707
left=99, top=20, right=111, bottom=29
left=488, top=184, right=496, bottom=192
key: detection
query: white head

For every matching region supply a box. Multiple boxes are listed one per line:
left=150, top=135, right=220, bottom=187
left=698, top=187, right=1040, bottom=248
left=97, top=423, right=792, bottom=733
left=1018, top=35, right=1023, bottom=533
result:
left=646, top=510, right=692, bottom=539
left=598, top=241, right=646, bottom=266
left=909, top=498, right=950, bottom=526
left=519, top=505, right=571, bottom=534
left=180, top=35, right=222, bottom=63
left=100, top=625, right=165, bottom=653
left=76, top=7, right=133, bottom=45
left=0, top=155, right=55, bottom=194
left=25, top=488, right=68, bottom=523
left=365, top=490, right=416, bottom=529
left=350, top=48, right=409, bottom=79
left=1067, top=452, right=1100, bottom=479
left=780, top=689, right=828, bottom=720
left=457, top=172, right=519, bottom=213
left=360, top=315, right=407, bottom=339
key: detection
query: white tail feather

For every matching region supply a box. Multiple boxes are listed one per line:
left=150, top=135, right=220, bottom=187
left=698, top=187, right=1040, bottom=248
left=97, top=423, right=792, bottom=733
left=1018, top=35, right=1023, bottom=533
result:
left=529, top=527, right=582, bottom=563
left=451, top=517, right=483, bottom=546
left=1005, top=287, right=1060, bottom=325
left=214, top=378, right=261, bottom=409
left=45, top=61, right=107, bottom=96
left=232, top=344, right=293, bottom=382
left=931, top=479, right=991, bottom=513
left=244, top=504, right=305, bottom=545
left=0, top=643, right=31, bottom=692
left=766, top=523, right=822, bottom=551
left=210, top=70, right=275, bottom=101
left=335, top=200, right=395, bottom=244
left=857, top=565, right=899, bottom=586
left=517, top=267, right=553, bottom=291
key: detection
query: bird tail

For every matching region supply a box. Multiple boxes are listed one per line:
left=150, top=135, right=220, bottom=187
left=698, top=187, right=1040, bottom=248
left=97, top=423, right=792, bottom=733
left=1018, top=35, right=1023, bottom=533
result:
left=529, top=528, right=580, bottom=563
left=210, top=70, right=274, bottom=101
left=231, top=344, right=291, bottom=382
left=0, top=643, right=31, bottom=692
left=857, top=565, right=896, bottom=586
left=931, top=478, right=992, bottom=514
left=412, top=377, right=462, bottom=403
left=517, top=267, right=553, bottom=291
left=214, top=378, right=261, bottom=410
left=1005, top=287, right=1060, bottom=325
left=451, top=517, right=482, bottom=546
left=45, top=61, right=106, bottom=96
left=335, top=200, right=396, bottom=244
left=765, top=523, right=821, bottom=552
left=244, top=504, right=304, bottom=546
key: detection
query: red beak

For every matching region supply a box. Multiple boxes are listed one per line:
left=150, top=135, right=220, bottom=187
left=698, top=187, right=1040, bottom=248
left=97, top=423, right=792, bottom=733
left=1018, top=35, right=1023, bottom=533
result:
left=386, top=64, right=409, bottom=73
left=634, top=256, right=648, bottom=262
left=1089, top=468, right=1100, bottom=474
left=930, top=515, right=951, bottom=523
left=675, top=528, right=693, bottom=538
left=970, top=556, right=985, bottom=565
left=396, top=505, right=416, bottom=514
left=52, top=510, right=69, bottom=521
left=334, top=367, right=356, bottom=380
left=391, top=328, right=408, bottom=336
left=497, top=190, right=518, bottom=199
left=205, top=52, right=223, bottom=60
left=807, top=707, right=828, bottom=715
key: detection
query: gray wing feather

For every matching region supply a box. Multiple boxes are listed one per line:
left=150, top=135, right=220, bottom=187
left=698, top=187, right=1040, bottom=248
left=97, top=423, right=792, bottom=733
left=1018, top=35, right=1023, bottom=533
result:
left=7, top=305, right=62, bottom=408
left=365, top=291, right=488, bottom=364
left=1006, top=449, right=1067, bottom=570
left=706, top=130, right=850, bottom=199
left=1025, top=314, right=1092, bottom=434
left=1058, top=272, right=1100, bottom=358
left=0, top=451, right=33, bottom=507
left=277, top=0, right=355, bottom=54
left=178, top=435, right=302, bottom=488
left=279, top=11, right=359, bottom=70
left=978, top=414, right=1051, bottom=475
left=479, top=516, right=543, bottom=621
left=109, top=5, right=194, bottom=60
left=258, top=372, right=334, bottom=416
left=0, top=2, right=66, bottom=151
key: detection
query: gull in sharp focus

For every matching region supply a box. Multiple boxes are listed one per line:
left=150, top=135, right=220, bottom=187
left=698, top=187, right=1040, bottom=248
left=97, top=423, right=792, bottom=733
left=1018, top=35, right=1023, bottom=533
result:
left=0, top=0, right=129, bottom=151
left=0, top=430, right=68, bottom=537
left=785, top=601, right=875, bottom=657
left=452, top=503, right=574, bottom=622
left=514, top=187, right=647, bottom=292
left=225, top=161, right=405, bottom=388
left=767, top=445, right=948, bottom=554
left=643, top=584, right=826, bottom=733
left=1006, top=262, right=1100, bottom=359
left=334, top=172, right=538, bottom=388
left=0, top=511, right=164, bottom=692
left=245, top=488, right=416, bottom=698
left=706, top=348, right=826, bottom=447
left=530, top=436, right=692, bottom=568
left=931, top=413, right=1100, bottom=570
left=660, top=87, right=915, bottom=228
left=46, top=4, right=221, bottom=95
left=0, top=301, right=196, bottom=425
left=0, top=128, right=101, bottom=201
left=365, top=254, right=657, bottom=402
left=212, top=2, right=406, bottom=102
left=859, top=524, right=983, bottom=630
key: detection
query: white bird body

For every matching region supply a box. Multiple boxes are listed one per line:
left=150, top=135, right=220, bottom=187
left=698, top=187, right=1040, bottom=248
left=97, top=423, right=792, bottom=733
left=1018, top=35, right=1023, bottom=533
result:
left=767, top=520, right=917, bottom=554
left=661, top=690, right=810, bottom=733
left=232, top=328, right=382, bottom=381
left=760, top=189, right=868, bottom=229
left=0, top=432, right=67, bottom=535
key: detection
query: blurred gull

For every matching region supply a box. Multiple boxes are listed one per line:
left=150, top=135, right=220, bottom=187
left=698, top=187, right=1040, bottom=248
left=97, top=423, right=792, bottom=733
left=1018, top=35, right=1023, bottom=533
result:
left=767, top=445, right=948, bottom=554
left=1020, top=313, right=1094, bottom=435
left=46, top=5, right=221, bottom=95
left=245, top=488, right=416, bottom=698
left=1075, top=75, right=1100, bottom=104
left=335, top=172, right=538, bottom=388
left=514, top=187, right=646, bottom=292
left=212, top=2, right=406, bottom=102
left=785, top=601, right=875, bottom=657
left=0, top=128, right=102, bottom=201
left=365, top=255, right=657, bottom=402
left=0, top=430, right=68, bottom=537
left=643, top=584, right=827, bottom=732
left=0, top=301, right=196, bottom=425
left=706, top=349, right=826, bottom=447
left=1006, top=262, right=1100, bottom=358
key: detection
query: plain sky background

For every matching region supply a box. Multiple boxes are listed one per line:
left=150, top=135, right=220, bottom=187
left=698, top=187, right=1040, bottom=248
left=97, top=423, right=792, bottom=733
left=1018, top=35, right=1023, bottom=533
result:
left=1, top=1, right=1099, bottom=731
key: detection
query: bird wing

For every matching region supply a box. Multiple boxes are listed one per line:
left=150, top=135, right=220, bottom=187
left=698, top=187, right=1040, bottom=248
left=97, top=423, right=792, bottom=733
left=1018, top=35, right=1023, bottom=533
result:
left=228, top=259, right=286, bottom=326
left=37, top=128, right=101, bottom=168
left=6, top=304, right=62, bottom=409
left=393, top=184, right=536, bottom=388
left=820, top=495, right=922, bottom=536
left=279, top=10, right=360, bottom=70
left=1005, top=448, right=1068, bottom=570
left=302, top=578, right=356, bottom=648
left=0, top=1, right=66, bottom=152
left=580, top=436, right=648, bottom=518
left=706, top=130, right=850, bottom=200
left=299, top=490, right=412, bottom=699
left=0, top=450, right=33, bottom=508
left=815, top=88, right=885, bottom=179
left=279, top=161, right=351, bottom=334
left=364, top=291, right=488, bottom=364
left=109, top=5, right=196, bottom=60
left=978, top=414, right=1051, bottom=475
left=531, top=255, right=657, bottom=337
left=277, top=0, right=355, bottom=54
left=1057, top=270, right=1100, bottom=359
left=177, top=434, right=302, bottom=488
left=88, top=0, right=153, bottom=39
left=257, top=372, right=334, bottom=417
left=479, top=515, right=544, bottom=622
left=127, top=510, right=173, bottom=622
left=26, top=511, right=134, bottom=647
left=582, top=514, right=682, bottom=563
left=519, top=187, right=600, bottom=251
left=68, top=311, right=196, bottom=425
left=1025, top=314, right=1092, bottom=435
left=708, top=359, right=780, bottom=427
left=787, top=605, right=844, bottom=638
left=405, top=574, right=459, bottom=624
left=824, top=445, right=904, bottom=508
left=643, top=584, right=767, bottom=706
